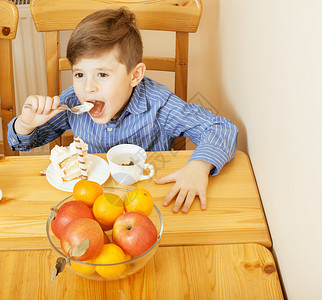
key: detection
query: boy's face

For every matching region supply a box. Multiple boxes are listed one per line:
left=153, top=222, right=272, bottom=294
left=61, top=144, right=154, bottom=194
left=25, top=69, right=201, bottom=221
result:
left=72, top=49, right=141, bottom=124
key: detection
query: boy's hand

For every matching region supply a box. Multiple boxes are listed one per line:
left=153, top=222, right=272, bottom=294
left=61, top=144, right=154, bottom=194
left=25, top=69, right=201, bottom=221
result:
left=15, top=95, right=61, bottom=135
left=154, top=160, right=213, bottom=213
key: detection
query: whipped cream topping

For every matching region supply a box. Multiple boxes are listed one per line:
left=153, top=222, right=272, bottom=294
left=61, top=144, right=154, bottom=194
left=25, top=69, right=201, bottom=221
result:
left=78, top=102, right=94, bottom=113
left=50, top=138, right=88, bottom=165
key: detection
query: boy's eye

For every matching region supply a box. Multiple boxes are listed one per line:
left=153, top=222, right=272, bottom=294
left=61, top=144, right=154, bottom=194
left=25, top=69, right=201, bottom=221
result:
left=74, top=73, right=84, bottom=78
left=98, top=73, right=108, bottom=78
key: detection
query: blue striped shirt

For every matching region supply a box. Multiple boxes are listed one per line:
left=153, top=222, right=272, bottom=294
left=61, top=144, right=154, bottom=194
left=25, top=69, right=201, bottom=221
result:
left=8, top=77, right=238, bottom=175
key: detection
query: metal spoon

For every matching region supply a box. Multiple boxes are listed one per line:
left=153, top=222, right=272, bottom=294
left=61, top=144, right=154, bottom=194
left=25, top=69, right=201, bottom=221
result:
left=23, top=102, right=94, bottom=115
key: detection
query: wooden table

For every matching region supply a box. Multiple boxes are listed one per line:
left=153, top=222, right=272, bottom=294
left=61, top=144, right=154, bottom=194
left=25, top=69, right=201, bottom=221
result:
left=0, top=244, right=283, bottom=299
left=0, top=150, right=271, bottom=249
left=0, top=150, right=283, bottom=299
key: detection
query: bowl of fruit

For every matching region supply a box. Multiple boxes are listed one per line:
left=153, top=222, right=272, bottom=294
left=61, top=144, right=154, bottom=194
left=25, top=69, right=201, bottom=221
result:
left=46, top=181, right=163, bottom=281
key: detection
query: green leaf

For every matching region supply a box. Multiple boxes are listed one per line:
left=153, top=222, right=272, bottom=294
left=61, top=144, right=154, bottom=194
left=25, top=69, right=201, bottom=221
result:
left=71, top=238, right=89, bottom=257
left=49, top=206, right=58, bottom=220
left=51, top=257, right=66, bottom=281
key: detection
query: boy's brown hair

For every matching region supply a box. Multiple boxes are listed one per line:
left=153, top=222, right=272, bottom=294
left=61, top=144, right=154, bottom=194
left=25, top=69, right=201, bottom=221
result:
left=67, top=7, right=143, bottom=73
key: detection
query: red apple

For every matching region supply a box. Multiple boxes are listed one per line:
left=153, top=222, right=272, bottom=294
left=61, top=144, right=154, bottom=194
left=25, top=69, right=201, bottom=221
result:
left=112, top=212, right=158, bottom=257
left=51, top=200, right=94, bottom=239
left=99, top=223, right=114, bottom=232
left=61, top=218, right=104, bottom=261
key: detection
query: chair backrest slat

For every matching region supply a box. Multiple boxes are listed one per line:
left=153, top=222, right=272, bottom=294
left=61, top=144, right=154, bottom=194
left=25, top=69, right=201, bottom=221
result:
left=31, top=0, right=202, bottom=33
left=59, top=57, right=177, bottom=72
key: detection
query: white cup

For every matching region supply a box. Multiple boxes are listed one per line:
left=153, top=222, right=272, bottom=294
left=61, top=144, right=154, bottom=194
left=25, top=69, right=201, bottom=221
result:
left=106, top=144, right=154, bottom=185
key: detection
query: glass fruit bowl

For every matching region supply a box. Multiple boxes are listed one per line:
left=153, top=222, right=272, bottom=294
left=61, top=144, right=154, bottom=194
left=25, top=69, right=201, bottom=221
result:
left=46, top=186, right=163, bottom=281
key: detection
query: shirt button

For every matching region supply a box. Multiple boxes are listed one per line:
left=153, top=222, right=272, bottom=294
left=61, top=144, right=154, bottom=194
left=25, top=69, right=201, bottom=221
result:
left=107, top=128, right=113, bottom=132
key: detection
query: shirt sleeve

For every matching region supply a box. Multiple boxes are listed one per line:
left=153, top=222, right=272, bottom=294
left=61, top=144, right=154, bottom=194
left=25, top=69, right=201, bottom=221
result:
left=161, top=93, right=238, bottom=175
left=7, top=117, right=39, bottom=151
left=7, top=115, right=69, bottom=151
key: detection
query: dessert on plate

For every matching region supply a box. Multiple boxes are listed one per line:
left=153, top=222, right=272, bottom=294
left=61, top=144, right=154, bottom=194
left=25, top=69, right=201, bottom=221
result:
left=50, top=136, right=90, bottom=183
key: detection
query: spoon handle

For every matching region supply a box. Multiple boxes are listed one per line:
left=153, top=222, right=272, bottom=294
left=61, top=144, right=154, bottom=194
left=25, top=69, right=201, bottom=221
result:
left=23, top=104, right=69, bottom=111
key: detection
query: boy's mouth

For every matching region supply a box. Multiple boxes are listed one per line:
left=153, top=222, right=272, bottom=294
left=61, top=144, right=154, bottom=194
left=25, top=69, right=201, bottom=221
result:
left=85, top=100, right=105, bottom=118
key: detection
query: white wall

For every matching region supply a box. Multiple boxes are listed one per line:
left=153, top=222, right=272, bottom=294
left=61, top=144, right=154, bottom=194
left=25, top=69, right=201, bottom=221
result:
left=190, top=0, right=322, bottom=298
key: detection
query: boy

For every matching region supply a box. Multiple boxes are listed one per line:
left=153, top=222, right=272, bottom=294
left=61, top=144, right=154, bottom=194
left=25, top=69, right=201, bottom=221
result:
left=7, top=8, right=238, bottom=213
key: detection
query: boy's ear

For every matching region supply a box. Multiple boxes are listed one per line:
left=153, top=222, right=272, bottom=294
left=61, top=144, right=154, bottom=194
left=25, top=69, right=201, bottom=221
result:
left=130, top=62, right=146, bottom=87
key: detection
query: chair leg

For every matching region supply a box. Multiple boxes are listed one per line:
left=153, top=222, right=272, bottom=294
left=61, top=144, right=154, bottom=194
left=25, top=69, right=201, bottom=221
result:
left=0, top=39, right=18, bottom=156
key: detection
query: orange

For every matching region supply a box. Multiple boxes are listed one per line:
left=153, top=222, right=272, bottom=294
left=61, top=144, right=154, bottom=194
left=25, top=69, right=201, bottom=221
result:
left=70, top=259, right=96, bottom=275
left=93, top=243, right=126, bottom=280
left=73, top=179, right=103, bottom=207
left=124, top=253, right=132, bottom=262
left=92, top=193, right=124, bottom=227
left=124, top=188, right=153, bottom=216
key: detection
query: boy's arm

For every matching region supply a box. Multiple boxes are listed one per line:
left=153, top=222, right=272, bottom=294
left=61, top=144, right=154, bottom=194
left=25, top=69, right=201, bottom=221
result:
left=160, top=93, right=238, bottom=175
left=7, top=95, right=67, bottom=151
left=155, top=93, right=238, bottom=212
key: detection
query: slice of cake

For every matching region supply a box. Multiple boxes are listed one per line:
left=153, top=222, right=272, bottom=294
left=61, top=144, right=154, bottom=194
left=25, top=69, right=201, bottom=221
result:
left=50, top=137, right=90, bottom=183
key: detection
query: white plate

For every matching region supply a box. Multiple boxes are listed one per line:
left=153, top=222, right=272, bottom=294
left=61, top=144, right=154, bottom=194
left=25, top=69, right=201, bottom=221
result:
left=0, top=189, right=2, bottom=201
left=46, top=155, right=110, bottom=192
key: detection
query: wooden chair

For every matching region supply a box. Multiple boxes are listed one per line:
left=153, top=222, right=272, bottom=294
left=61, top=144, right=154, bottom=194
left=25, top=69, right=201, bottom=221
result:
left=0, top=1, right=19, bottom=156
left=30, top=0, right=202, bottom=150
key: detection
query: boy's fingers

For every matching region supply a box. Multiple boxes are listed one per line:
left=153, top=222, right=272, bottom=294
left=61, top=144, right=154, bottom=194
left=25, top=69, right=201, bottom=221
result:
left=52, top=96, right=60, bottom=109
left=43, top=97, right=54, bottom=114
left=181, top=190, right=197, bottom=213
left=48, top=96, right=62, bottom=118
left=154, top=174, right=176, bottom=184
left=48, top=109, right=64, bottom=119
left=42, top=96, right=61, bottom=115
left=34, top=96, right=46, bottom=113
left=172, top=189, right=187, bottom=213
left=24, top=96, right=40, bottom=113
left=24, top=95, right=60, bottom=113
left=163, top=184, right=180, bottom=207
left=198, top=190, right=207, bottom=210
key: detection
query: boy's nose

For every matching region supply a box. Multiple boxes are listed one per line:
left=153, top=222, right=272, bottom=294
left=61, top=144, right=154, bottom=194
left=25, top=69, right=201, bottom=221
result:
left=85, top=79, right=98, bottom=93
